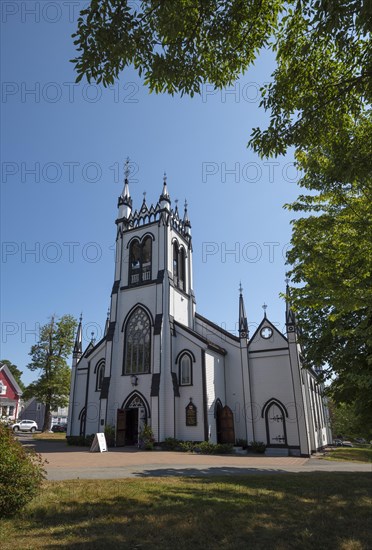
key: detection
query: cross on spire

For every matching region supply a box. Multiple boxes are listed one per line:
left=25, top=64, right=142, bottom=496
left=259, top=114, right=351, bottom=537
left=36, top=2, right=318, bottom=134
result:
left=262, top=303, right=268, bottom=317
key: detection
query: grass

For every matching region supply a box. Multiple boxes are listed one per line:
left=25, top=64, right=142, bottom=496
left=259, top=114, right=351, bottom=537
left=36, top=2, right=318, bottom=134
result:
left=323, top=447, right=372, bottom=463
left=33, top=433, right=67, bottom=442
left=1, top=473, right=371, bottom=549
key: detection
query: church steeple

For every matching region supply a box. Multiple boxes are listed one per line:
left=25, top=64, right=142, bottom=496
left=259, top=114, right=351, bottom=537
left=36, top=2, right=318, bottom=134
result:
left=73, top=314, right=83, bottom=357
left=285, top=280, right=297, bottom=331
left=118, top=158, right=133, bottom=219
left=159, top=172, right=171, bottom=210
left=238, top=283, right=248, bottom=338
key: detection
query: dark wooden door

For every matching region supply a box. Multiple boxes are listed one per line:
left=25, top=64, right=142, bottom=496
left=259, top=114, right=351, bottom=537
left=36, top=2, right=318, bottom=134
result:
left=116, top=409, right=126, bottom=447
left=219, top=406, right=235, bottom=444
left=125, top=408, right=138, bottom=445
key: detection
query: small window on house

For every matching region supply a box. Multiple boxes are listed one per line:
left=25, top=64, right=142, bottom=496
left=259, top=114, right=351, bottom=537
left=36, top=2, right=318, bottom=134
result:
left=179, top=354, right=192, bottom=386
left=0, top=382, right=6, bottom=395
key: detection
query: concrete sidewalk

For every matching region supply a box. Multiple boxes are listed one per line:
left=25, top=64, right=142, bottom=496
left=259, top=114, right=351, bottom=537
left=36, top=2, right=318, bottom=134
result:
left=19, top=435, right=372, bottom=481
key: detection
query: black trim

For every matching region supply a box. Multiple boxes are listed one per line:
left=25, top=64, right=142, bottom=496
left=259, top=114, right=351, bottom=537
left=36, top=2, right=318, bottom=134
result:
left=120, top=279, right=155, bottom=291
left=174, top=320, right=227, bottom=355
left=175, top=349, right=196, bottom=364
left=195, top=313, right=240, bottom=343
left=263, top=399, right=288, bottom=447
left=249, top=347, right=288, bottom=354
left=126, top=232, right=155, bottom=248
left=171, top=372, right=180, bottom=397
left=111, top=280, right=120, bottom=295
left=150, top=373, right=160, bottom=397
left=154, top=314, right=163, bottom=335
left=157, top=270, right=164, bottom=283
left=106, top=322, right=116, bottom=342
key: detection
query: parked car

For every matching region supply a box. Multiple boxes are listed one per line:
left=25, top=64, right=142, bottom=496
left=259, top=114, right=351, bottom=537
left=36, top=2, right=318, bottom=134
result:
left=332, top=439, right=343, bottom=447
left=51, top=424, right=67, bottom=433
left=11, top=419, right=38, bottom=433
left=342, top=440, right=353, bottom=447
left=354, top=438, right=366, bottom=444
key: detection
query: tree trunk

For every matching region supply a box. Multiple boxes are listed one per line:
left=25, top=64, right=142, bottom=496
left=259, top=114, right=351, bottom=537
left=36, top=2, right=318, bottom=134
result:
left=42, top=403, right=52, bottom=432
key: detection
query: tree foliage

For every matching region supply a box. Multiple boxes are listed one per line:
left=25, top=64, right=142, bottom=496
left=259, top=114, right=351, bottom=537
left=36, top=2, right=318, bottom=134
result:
left=71, top=1, right=372, bottom=414
left=24, top=315, right=77, bottom=432
left=0, top=359, right=25, bottom=391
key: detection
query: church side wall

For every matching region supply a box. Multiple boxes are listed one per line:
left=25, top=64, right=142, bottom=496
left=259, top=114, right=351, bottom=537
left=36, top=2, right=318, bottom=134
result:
left=204, top=350, right=225, bottom=444
left=249, top=351, right=300, bottom=447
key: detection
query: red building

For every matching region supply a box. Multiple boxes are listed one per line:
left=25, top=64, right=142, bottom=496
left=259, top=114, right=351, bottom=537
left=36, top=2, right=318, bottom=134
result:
left=0, top=363, right=23, bottom=421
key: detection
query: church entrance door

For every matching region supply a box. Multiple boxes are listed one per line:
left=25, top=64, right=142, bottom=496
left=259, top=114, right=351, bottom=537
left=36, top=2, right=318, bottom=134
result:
left=217, top=405, right=235, bottom=444
left=266, top=403, right=287, bottom=446
left=116, top=409, right=126, bottom=447
left=125, top=408, right=138, bottom=445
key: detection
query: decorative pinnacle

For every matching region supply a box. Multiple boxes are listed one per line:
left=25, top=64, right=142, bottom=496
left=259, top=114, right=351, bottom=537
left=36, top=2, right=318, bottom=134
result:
left=239, top=282, right=243, bottom=294
left=124, top=157, right=130, bottom=181
left=262, top=303, right=268, bottom=317
left=79, top=313, right=83, bottom=323
left=106, top=307, right=110, bottom=319
left=163, top=171, right=167, bottom=184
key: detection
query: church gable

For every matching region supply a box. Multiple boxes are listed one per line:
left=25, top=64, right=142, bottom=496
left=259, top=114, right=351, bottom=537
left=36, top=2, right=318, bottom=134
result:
left=248, top=317, right=288, bottom=352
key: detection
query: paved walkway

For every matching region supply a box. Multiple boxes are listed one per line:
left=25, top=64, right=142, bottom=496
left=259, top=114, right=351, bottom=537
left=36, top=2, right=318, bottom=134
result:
left=19, top=435, right=371, bottom=481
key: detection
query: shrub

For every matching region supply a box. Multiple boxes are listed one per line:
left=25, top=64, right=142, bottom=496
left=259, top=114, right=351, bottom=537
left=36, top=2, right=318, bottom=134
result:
left=0, top=423, right=45, bottom=517
left=139, top=424, right=155, bottom=450
left=104, top=425, right=115, bottom=447
left=249, top=441, right=267, bottom=453
left=162, top=437, right=181, bottom=450
left=235, top=438, right=248, bottom=449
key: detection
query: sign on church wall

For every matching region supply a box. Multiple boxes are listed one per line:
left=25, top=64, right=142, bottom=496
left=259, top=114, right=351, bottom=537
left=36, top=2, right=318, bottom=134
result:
left=186, top=401, right=197, bottom=426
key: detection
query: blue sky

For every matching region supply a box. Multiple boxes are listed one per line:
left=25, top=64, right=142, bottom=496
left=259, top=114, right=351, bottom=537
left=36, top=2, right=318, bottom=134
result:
left=1, top=2, right=301, bottom=386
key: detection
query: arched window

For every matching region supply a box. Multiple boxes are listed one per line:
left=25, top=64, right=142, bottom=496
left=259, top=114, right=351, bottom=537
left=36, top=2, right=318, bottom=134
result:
left=95, top=361, right=105, bottom=391
left=173, top=241, right=186, bottom=291
left=124, top=307, right=151, bottom=375
left=179, top=353, right=192, bottom=386
left=129, top=237, right=152, bottom=285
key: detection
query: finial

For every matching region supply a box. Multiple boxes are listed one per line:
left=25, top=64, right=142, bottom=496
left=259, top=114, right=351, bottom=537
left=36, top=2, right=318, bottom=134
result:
left=124, top=157, right=130, bottom=181
left=239, top=282, right=243, bottom=295
left=91, top=331, right=95, bottom=344
left=106, top=307, right=110, bottom=319
left=163, top=171, right=167, bottom=184
left=184, top=199, right=188, bottom=210
left=79, top=312, right=83, bottom=323
left=262, top=303, right=268, bottom=317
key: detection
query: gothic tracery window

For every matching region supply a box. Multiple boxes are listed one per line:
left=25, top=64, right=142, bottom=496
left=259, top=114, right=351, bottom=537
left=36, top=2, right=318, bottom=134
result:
left=124, top=307, right=151, bottom=375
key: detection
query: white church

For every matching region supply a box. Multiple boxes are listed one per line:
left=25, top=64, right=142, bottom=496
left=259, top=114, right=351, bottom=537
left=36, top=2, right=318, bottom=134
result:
left=67, top=170, right=331, bottom=456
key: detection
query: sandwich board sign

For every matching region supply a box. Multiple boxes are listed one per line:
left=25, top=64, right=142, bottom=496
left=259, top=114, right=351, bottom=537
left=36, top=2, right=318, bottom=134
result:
left=90, top=432, right=108, bottom=453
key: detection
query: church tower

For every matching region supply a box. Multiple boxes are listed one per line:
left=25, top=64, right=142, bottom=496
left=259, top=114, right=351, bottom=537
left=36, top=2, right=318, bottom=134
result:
left=98, top=165, right=195, bottom=443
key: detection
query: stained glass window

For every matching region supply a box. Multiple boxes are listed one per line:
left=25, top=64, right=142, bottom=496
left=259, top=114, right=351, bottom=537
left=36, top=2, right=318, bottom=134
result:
left=179, top=354, right=192, bottom=385
left=124, top=308, right=151, bottom=374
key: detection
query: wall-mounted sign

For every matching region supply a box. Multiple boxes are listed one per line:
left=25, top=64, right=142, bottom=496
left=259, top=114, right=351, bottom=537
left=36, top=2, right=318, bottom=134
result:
left=186, top=401, right=197, bottom=426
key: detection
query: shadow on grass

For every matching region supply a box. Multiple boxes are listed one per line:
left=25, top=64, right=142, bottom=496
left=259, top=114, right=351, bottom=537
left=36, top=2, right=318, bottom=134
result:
left=2, top=473, right=371, bottom=550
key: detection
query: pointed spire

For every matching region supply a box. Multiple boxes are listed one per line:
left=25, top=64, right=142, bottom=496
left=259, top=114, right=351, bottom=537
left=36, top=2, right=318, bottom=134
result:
left=141, top=191, right=148, bottom=212
left=174, top=198, right=179, bottom=217
left=118, top=157, right=133, bottom=219
left=90, top=331, right=96, bottom=346
left=159, top=172, right=171, bottom=209
left=238, top=283, right=248, bottom=338
left=183, top=199, right=192, bottom=235
left=104, top=307, right=110, bottom=337
left=285, top=279, right=296, bottom=327
left=73, top=314, right=83, bottom=356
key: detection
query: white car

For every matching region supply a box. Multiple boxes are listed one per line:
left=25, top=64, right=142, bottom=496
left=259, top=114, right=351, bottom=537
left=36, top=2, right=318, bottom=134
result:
left=11, top=419, right=38, bottom=433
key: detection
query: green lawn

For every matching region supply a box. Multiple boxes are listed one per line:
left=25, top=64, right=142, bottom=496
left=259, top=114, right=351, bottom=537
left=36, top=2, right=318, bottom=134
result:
left=1, top=473, right=371, bottom=549
left=323, top=447, right=372, bottom=463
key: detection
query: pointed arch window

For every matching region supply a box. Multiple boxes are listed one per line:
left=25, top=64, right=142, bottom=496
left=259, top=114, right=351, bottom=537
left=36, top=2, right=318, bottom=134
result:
left=124, top=307, right=151, bottom=375
left=178, top=352, right=193, bottom=386
left=129, top=237, right=152, bottom=285
left=173, top=241, right=186, bottom=291
left=95, top=360, right=105, bottom=391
